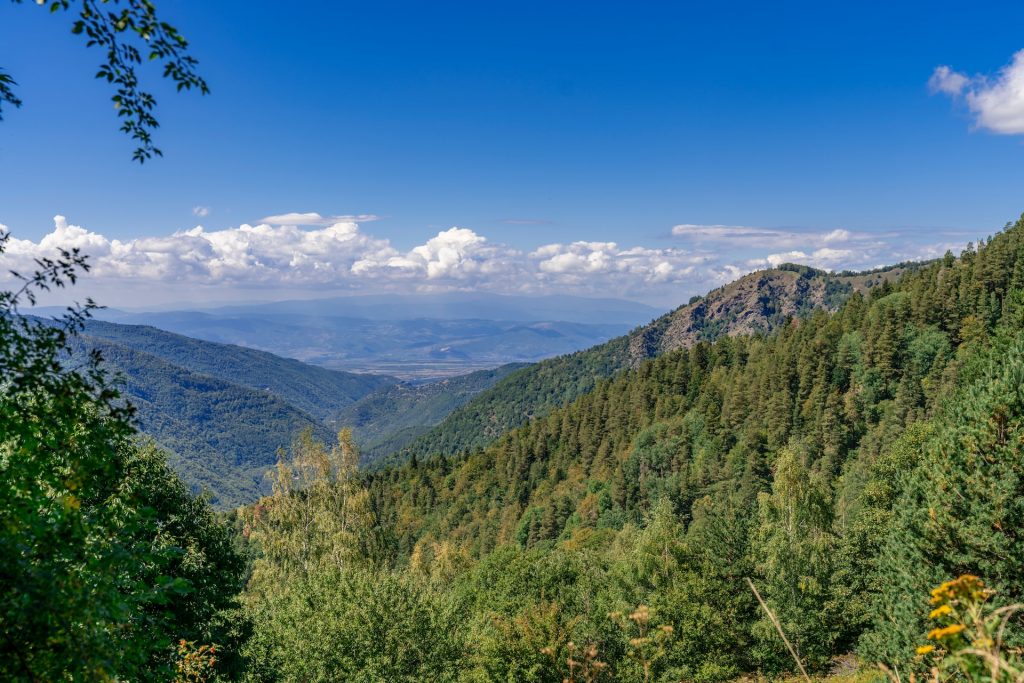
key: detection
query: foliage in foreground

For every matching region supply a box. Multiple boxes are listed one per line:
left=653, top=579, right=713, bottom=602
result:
left=5, top=0, right=208, bottom=162
left=883, top=575, right=1024, bottom=683
left=0, top=236, right=243, bottom=681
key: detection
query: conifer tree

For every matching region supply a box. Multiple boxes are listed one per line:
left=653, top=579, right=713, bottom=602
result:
left=863, top=334, right=1024, bottom=669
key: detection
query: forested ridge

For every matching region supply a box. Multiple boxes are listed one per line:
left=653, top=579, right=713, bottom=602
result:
left=225, top=216, right=1024, bottom=681
left=330, top=215, right=1024, bottom=679
left=337, top=362, right=528, bottom=465
left=61, top=322, right=389, bottom=507
left=393, top=262, right=913, bottom=465
left=79, top=319, right=392, bottom=422
left=76, top=335, right=335, bottom=507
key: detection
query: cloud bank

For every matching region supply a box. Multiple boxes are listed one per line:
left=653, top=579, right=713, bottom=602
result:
left=0, top=215, right=962, bottom=307
left=930, top=49, right=1024, bottom=134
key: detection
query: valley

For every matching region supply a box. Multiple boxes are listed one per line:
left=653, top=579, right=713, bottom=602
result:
left=82, top=292, right=658, bottom=379
left=68, top=265, right=912, bottom=506
left=62, top=295, right=653, bottom=504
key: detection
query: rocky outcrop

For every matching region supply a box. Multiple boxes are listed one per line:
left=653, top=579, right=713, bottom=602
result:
left=626, top=263, right=906, bottom=364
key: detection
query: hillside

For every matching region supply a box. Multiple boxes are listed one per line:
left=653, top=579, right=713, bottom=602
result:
left=337, top=363, right=528, bottom=465
left=75, top=335, right=335, bottom=508
left=356, top=220, right=1024, bottom=679
left=80, top=320, right=392, bottom=422
left=390, top=262, right=914, bottom=463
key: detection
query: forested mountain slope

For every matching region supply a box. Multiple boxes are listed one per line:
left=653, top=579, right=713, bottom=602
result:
left=391, top=263, right=912, bottom=464
left=357, top=218, right=1024, bottom=677
left=80, top=320, right=392, bottom=422
left=337, top=363, right=528, bottom=465
left=75, top=335, right=335, bottom=507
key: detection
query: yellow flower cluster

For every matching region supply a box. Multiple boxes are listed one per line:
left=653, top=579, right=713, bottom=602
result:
left=916, top=575, right=987, bottom=656
left=929, top=575, right=987, bottom=606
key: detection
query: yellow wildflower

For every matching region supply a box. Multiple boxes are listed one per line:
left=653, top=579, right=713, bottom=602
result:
left=916, top=645, right=935, bottom=656
left=929, top=605, right=952, bottom=619
left=927, top=624, right=966, bottom=640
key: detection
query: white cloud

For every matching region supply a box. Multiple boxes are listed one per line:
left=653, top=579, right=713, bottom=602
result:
left=674, top=221, right=965, bottom=276
left=756, top=247, right=852, bottom=269
left=671, top=223, right=856, bottom=250
left=259, top=212, right=380, bottom=226
left=0, top=214, right=967, bottom=307
left=928, top=66, right=969, bottom=96
left=930, top=50, right=1024, bottom=134
left=192, top=206, right=210, bottom=218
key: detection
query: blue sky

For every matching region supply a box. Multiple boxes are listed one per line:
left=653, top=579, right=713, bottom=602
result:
left=1, top=1, right=1023, bottom=306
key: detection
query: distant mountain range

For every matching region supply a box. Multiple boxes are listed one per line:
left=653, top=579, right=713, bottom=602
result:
left=152, top=292, right=665, bottom=325
left=65, top=293, right=659, bottom=379
left=87, top=313, right=631, bottom=379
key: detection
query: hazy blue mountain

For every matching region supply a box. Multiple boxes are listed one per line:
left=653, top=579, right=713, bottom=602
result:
left=80, top=310, right=632, bottom=379
left=200, top=292, right=664, bottom=325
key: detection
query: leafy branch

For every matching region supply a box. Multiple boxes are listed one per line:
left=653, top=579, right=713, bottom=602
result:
left=4, top=0, right=208, bottom=162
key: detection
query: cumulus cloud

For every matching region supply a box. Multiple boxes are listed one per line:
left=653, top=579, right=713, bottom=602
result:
left=757, top=248, right=853, bottom=269
left=0, top=214, right=966, bottom=307
left=930, top=50, right=1024, bottom=134
left=192, top=206, right=210, bottom=218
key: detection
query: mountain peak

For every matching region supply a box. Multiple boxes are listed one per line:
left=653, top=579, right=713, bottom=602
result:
left=626, top=263, right=910, bottom=364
